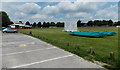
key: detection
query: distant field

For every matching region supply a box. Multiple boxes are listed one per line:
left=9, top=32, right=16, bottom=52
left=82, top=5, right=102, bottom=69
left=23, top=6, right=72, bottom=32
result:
left=19, top=27, right=118, bottom=68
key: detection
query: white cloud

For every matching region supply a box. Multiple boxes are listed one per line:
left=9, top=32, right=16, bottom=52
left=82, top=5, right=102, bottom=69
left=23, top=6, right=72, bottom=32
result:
left=42, top=5, right=59, bottom=14
left=66, top=12, right=92, bottom=18
left=42, top=2, right=77, bottom=14
left=31, top=14, right=48, bottom=19
left=0, top=2, right=2, bottom=11
left=16, top=3, right=41, bottom=14
left=95, top=4, right=118, bottom=20
left=2, top=0, right=119, bottom=2
left=42, top=1, right=109, bottom=22
left=15, top=12, right=27, bottom=19
left=42, top=1, right=105, bottom=15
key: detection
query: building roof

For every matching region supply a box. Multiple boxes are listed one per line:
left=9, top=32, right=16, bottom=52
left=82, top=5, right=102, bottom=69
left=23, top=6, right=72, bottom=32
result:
left=10, top=23, right=32, bottom=27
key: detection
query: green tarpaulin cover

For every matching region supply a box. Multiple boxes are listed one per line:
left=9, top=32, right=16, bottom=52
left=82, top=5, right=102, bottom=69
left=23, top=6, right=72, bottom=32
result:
left=69, top=31, right=116, bottom=37
left=83, top=31, right=116, bottom=36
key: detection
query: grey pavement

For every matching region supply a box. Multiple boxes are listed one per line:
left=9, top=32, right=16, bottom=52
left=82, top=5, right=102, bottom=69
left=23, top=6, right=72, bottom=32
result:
left=0, top=31, right=2, bottom=70
left=2, top=33, right=105, bottom=68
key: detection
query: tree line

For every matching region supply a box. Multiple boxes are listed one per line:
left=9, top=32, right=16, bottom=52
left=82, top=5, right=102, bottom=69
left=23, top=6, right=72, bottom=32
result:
left=26, top=21, right=64, bottom=28
left=77, top=20, right=120, bottom=27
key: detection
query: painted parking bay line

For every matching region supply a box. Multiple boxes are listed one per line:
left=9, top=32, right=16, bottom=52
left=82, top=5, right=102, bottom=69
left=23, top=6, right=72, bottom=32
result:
left=10, top=54, right=74, bottom=68
left=19, top=44, right=27, bottom=47
left=2, top=42, right=36, bottom=47
left=18, top=42, right=36, bottom=47
left=2, top=47, right=57, bottom=56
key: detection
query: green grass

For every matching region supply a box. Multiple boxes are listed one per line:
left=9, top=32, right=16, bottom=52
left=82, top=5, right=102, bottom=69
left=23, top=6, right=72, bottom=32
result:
left=19, top=27, right=118, bottom=68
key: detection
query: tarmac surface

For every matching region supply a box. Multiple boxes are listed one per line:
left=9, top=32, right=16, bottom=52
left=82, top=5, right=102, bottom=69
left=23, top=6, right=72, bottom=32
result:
left=2, top=33, right=106, bottom=68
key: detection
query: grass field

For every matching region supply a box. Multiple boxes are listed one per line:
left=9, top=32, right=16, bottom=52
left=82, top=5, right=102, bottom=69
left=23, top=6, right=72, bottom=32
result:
left=19, top=27, right=118, bottom=68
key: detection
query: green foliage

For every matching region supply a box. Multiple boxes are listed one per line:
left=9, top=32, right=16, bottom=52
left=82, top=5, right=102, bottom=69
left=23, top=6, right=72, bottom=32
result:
left=87, top=20, right=94, bottom=26
left=37, top=22, right=42, bottom=28
left=25, top=21, right=30, bottom=25
left=39, top=22, right=64, bottom=28
left=108, top=19, right=113, bottom=26
left=78, top=19, right=118, bottom=27
left=94, top=20, right=109, bottom=26
left=56, top=22, right=64, bottom=27
left=113, top=21, right=120, bottom=26
left=77, top=20, right=82, bottom=27
left=42, top=21, right=49, bottom=27
left=50, top=22, right=56, bottom=26
left=19, top=21, right=23, bottom=24
left=0, top=11, right=11, bottom=27
left=32, top=22, right=37, bottom=27
left=10, top=21, right=14, bottom=24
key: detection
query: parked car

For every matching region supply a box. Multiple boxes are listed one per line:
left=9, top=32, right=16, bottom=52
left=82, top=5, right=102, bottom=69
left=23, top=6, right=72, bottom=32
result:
left=0, top=27, right=6, bottom=30
left=2, top=28, right=18, bottom=33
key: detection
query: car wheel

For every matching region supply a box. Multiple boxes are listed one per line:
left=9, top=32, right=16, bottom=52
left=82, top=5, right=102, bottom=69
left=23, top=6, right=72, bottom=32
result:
left=3, top=31, right=6, bottom=33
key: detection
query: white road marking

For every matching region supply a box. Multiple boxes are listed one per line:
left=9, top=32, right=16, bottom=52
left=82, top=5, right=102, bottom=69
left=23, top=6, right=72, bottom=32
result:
left=2, top=42, right=36, bottom=46
left=2, top=47, right=57, bottom=56
left=10, top=54, right=73, bottom=68
left=3, top=41, right=26, bottom=45
left=19, top=44, right=27, bottom=47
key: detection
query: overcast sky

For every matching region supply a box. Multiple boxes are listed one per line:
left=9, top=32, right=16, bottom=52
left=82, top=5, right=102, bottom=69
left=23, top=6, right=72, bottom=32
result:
left=1, top=1, right=119, bottom=24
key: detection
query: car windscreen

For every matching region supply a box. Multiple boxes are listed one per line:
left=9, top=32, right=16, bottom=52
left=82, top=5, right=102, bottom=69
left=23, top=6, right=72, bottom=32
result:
left=6, top=28, right=13, bottom=30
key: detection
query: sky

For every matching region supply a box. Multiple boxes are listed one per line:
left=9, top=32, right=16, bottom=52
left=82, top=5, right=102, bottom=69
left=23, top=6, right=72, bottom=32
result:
left=1, top=1, right=119, bottom=24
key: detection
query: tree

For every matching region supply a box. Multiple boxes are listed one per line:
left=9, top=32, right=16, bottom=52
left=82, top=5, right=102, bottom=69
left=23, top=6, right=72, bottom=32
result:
left=94, top=20, right=105, bottom=26
left=19, top=21, right=23, bottom=24
left=37, top=22, right=42, bottom=28
left=10, top=21, right=14, bottom=24
left=93, top=20, right=109, bottom=26
left=113, top=21, right=120, bottom=26
left=32, top=22, right=37, bottom=28
left=87, top=20, right=94, bottom=26
left=108, top=19, right=113, bottom=26
left=62, top=22, right=65, bottom=27
left=94, top=20, right=100, bottom=26
left=81, top=23, right=85, bottom=27
left=56, top=22, right=61, bottom=27
left=25, top=21, right=30, bottom=25
left=42, top=22, right=48, bottom=27
left=0, top=11, right=11, bottom=27
left=77, top=20, right=82, bottom=27
left=102, top=20, right=109, bottom=26
left=47, top=22, right=50, bottom=27
left=50, top=22, right=56, bottom=26
left=56, top=22, right=64, bottom=27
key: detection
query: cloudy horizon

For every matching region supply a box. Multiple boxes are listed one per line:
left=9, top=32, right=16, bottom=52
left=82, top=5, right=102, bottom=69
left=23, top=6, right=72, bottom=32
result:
left=1, top=1, right=118, bottom=24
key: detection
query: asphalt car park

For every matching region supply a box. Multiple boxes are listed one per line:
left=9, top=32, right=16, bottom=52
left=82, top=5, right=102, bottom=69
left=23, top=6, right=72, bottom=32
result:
left=2, top=33, right=105, bottom=68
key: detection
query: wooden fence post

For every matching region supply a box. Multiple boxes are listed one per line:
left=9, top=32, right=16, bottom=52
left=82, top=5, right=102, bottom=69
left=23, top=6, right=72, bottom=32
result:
left=109, top=52, right=115, bottom=60
left=89, top=47, right=95, bottom=54
left=75, top=45, right=80, bottom=50
left=29, top=31, right=32, bottom=35
left=67, top=43, right=70, bottom=46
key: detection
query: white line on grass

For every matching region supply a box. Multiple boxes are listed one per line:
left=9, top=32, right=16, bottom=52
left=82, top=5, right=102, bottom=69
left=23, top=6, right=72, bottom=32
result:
left=2, top=47, right=57, bottom=56
left=10, top=54, right=73, bottom=68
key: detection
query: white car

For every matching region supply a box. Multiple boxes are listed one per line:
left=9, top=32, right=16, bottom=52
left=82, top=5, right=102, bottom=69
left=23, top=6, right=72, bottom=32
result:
left=2, top=28, right=18, bottom=33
